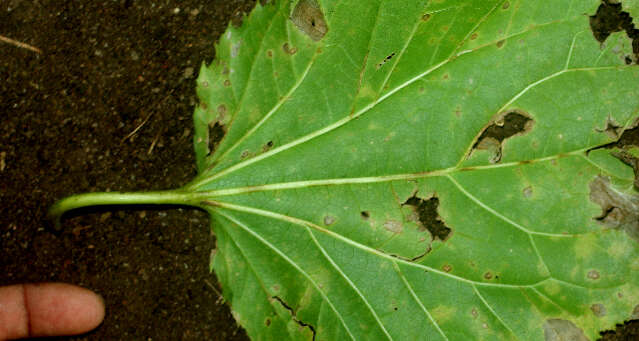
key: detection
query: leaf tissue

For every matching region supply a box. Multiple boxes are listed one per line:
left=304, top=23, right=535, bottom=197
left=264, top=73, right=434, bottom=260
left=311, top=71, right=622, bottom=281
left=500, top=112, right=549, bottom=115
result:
left=51, top=0, right=639, bottom=340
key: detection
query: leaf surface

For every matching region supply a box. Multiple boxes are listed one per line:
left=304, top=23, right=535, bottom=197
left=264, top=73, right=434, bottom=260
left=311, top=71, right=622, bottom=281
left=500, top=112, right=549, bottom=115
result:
left=191, top=1, right=639, bottom=339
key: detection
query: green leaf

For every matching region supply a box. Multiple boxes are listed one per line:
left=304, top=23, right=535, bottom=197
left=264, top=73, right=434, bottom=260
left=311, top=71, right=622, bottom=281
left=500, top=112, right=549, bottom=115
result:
left=51, top=0, right=639, bottom=340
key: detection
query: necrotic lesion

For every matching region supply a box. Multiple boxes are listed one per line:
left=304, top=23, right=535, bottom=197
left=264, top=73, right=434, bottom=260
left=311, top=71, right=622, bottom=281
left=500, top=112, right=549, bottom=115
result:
left=291, top=0, right=328, bottom=41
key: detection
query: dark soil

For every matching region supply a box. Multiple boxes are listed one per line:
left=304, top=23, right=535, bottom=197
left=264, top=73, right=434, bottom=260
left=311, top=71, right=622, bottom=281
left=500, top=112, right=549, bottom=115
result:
left=0, top=1, right=255, bottom=339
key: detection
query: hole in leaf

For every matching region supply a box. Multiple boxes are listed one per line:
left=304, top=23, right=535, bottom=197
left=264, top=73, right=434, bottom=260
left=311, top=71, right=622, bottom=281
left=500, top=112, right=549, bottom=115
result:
left=376, top=52, right=396, bottom=69
left=262, top=140, right=274, bottom=152
left=360, top=211, right=370, bottom=219
left=470, top=110, right=534, bottom=163
left=403, top=194, right=452, bottom=242
left=291, top=0, right=328, bottom=41
left=589, top=0, right=639, bottom=62
left=207, top=122, right=226, bottom=156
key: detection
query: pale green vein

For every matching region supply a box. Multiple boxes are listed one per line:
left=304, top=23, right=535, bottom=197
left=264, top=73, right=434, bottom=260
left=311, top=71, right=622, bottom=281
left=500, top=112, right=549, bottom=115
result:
left=204, top=200, right=549, bottom=288
left=392, top=261, right=449, bottom=341
left=378, top=10, right=427, bottom=96
left=216, top=210, right=357, bottom=341
left=195, top=54, right=455, bottom=185
left=471, top=284, right=518, bottom=339
left=305, top=226, right=393, bottom=341
left=218, top=8, right=280, bottom=157
left=529, top=286, right=573, bottom=317
left=456, top=65, right=620, bottom=168
left=206, top=48, right=320, bottom=169
left=449, top=174, right=575, bottom=238
left=196, top=150, right=587, bottom=197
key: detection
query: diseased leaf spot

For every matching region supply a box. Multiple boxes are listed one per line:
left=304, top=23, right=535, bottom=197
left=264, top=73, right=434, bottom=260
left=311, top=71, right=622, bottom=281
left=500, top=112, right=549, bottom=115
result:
left=496, top=40, right=505, bottom=48
left=471, top=308, right=478, bottom=319
left=589, top=175, right=639, bottom=242
left=240, top=150, right=251, bottom=159
left=470, top=33, right=478, bottom=40
left=543, top=319, right=589, bottom=341
left=523, top=186, right=533, bottom=198
left=223, top=79, right=231, bottom=87
left=282, top=42, right=298, bottom=55
left=323, top=215, right=336, bottom=226
left=383, top=219, right=403, bottom=234
left=587, top=269, right=601, bottom=280
left=262, top=140, right=274, bottom=152
left=360, top=211, right=370, bottom=219
left=421, top=13, right=431, bottom=22
left=590, top=303, right=607, bottom=317
left=266, top=49, right=273, bottom=58
left=403, top=194, right=452, bottom=241
left=470, top=110, right=534, bottom=163
left=502, top=1, right=510, bottom=10
left=376, top=52, right=396, bottom=69
left=291, top=0, right=328, bottom=41
left=442, top=264, right=452, bottom=272
left=595, top=115, right=623, bottom=139
left=483, top=271, right=493, bottom=280
left=265, top=318, right=271, bottom=326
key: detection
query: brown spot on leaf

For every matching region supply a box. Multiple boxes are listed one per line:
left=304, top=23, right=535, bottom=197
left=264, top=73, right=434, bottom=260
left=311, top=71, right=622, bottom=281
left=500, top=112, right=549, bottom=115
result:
left=589, top=0, right=639, bottom=61
left=323, top=215, right=336, bottom=226
left=422, top=13, right=431, bottom=22
left=589, top=175, right=639, bottom=242
left=496, top=40, right=505, bottom=48
left=223, top=79, right=231, bottom=87
left=591, top=303, right=607, bottom=317
left=502, top=1, right=510, bottom=10
left=471, top=110, right=534, bottom=163
left=596, top=116, right=624, bottom=139
left=266, top=49, right=273, bottom=58
left=543, top=319, right=589, bottom=341
left=587, top=270, right=600, bottom=280
left=442, top=264, right=452, bottom=272
left=291, top=0, right=328, bottom=41
left=360, top=211, right=370, bottom=219
left=403, top=194, right=452, bottom=241
left=282, top=42, right=298, bottom=55
left=470, top=33, right=478, bottom=40
left=483, top=271, right=493, bottom=280
left=523, top=186, right=533, bottom=198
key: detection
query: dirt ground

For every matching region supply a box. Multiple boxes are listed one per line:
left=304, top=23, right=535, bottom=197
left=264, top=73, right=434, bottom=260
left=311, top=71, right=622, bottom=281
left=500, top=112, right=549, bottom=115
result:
left=1, top=0, right=638, bottom=340
left=1, top=1, right=255, bottom=339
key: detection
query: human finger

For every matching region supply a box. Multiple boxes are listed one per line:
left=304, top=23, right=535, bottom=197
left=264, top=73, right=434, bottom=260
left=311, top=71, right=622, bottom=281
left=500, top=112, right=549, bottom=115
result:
left=0, top=283, right=105, bottom=340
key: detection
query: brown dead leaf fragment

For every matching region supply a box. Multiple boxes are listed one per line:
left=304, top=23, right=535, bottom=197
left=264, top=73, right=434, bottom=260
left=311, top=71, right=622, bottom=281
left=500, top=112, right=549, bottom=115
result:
left=543, top=319, right=590, bottom=341
left=291, top=0, right=328, bottom=41
left=589, top=175, right=639, bottom=242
